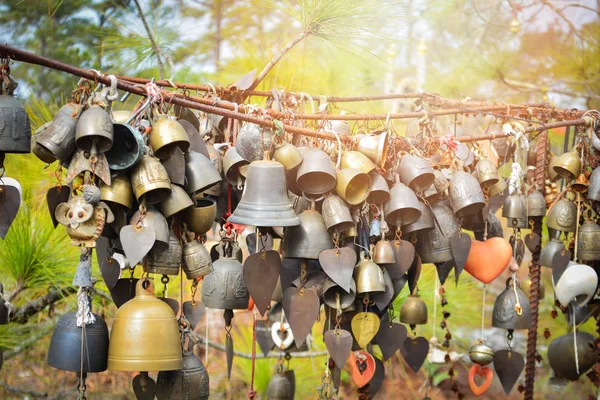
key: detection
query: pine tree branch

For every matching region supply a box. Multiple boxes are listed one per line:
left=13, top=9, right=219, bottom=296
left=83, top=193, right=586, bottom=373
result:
left=10, top=287, right=76, bottom=324
left=132, top=0, right=166, bottom=79
left=539, top=0, right=585, bottom=42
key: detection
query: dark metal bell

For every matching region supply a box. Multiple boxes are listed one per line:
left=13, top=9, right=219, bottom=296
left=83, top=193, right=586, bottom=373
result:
left=157, top=351, right=210, bottom=400
left=105, top=123, right=144, bottom=170
left=540, top=238, right=564, bottom=268
left=267, top=371, right=295, bottom=400
left=526, top=191, right=546, bottom=217
left=577, top=220, right=600, bottom=261
left=492, top=278, right=531, bottom=330
left=144, top=230, right=182, bottom=276
left=201, top=241, right=249, bottom=309
left=416, top=201, right=459, bottom=263
left=546, top=198, right=577, bottom=233
left=75, top=105, right=113, bottom=153
left=548, top=332, right=599, bottom=381
left=35, top=102, right=79, bottom=161
left=448, top=171, right=485, bottom=217
left=402, top=200, right=434, bottom=235
left=47, top=312, right=109, bottom=373
left=283, top=206, right=332, bottom=259
left=0, top=93, right=31, bottom=154
left=502, top=194, right=527, bottom=228
left=182, top=235, right=214, bottom=279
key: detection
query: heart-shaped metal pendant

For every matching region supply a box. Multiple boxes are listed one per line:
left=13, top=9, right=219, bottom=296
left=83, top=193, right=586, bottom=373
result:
left=161, top=146, right=186, bottom=186
left=110, top=278, right=139, bottom=308
left=369, top=355, right=385, bottom=396
left=400, top=336, right=429, bottom=372
left=282, top=287, right=320, bottom=347
left=243, top=250, right=281, bottom=316
left=132, top=373, right=157, bottom=400
left=120, top=225, right=156, bottom=266
left=256, top=320, right=275, bottom=356
left=46, top=186, right=70, bottom=228
left=96, top=236, right=121, bottom=290
left=450, top=232, right=471, bottom=283
left=351, top=312, right=380, bottom=349
left=349, top=350, right=376, bottom=388
left=388, top=240, right=415, bottom=280
left=407, top=254, right=422, bottom=295
left=552, top=248, right=571, bottom=283
left=0, top=178, right=22, bottom=239
left=160, top=297, right=180, bottom=316
left=324, top=329, right=353, bottom=367
left=319, top=247, right=356, bottom=292
left=183, top=300, right=206, bottom=329
left=524, top=232, right=541, bottom=254
left=373, top=318, right=407, bottom=360
left=271, top=321, right=294, bottom=350
left=494, top=349, right=524, bottom=395
left=435, top=261, right=455, bottom=286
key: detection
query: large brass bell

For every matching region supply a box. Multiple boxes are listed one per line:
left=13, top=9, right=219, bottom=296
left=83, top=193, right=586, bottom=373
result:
left=546, top=198, right=577, bottom=233
left=201, top=241, right=249, bottom=309
left=130, top=154, right=172, bottom=205
left=502, top=194, right=527, bottom=228
left=47, top=312, right=109, bottom=373
left=105, top=123, right=145, bottom=170
left=235, top=123, right=272, bottom=162
left=283, top=200, right=332, bottom=259
left=416, top=201, right=459, bottom=263
left=492, top=278, right=531, bottom=330
left=526, top=191, right=546, bottom=218
left=0, top=91, right=31, bottom=153
left=588, top=167, right=600, bottom=201
left=577, top=220, right=600, bottom=261
left=144, top=230, right=182, bottom=276
left=358, top=130, right=388, bottom=167
left=184, top=197, right=217, bottom=234
left=223, top=147, right=249, bottom=189
left=157, top=351, right=209, bottom=400
left=336, top=168, right=371, bottom=205
left=159, top=184, right=194, bottom=218
left=340, top=150, right=376, bottom=175
left=35, top=102, right=80, bottom=162
left=353, top=251, right=385, bottom=294
left=322, top=277, right=356, bottom=309
left=367, top=173, right=390, bottom=204
left=150, top=115, right=190, bottom=158
left=384, top=182, right=421, bottom=226
left=448, top=171, right=485, bottom=217
left=296, top=149, right=337, bottom=195
left=108, top=279, right=182, bottom=371
left=184, top=151, right=222, bottom=195
left=322, top=194, right=354, bottom=233
left=548, top=332, right=599, bottom=381
left=398, top=154, right=435, bottom=192
left=474, top=158, right=499, bottom=188
left=182, top=233, right=214, bottom=279
left=400, top=295, right=428, bottom=326
left=553, top=149, right=581, bottom=181
left=75, top=105, right=113, bottom=153
left=100, top=174, right=134, bottom=210
left=402, top=200, right=434, bottom=235
left=131, top=207, right=170, bottom=252
left=229, top=160, right=300, bottom=227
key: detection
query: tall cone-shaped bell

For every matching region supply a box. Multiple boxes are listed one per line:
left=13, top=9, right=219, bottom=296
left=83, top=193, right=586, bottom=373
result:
left=283, top=207, right=332, bottom=259
left=228, top=160, right=300, bottom=227
left=108, top=279, right=182, bottom=371
left=35, top=102, right=79, bottom=162
left=76, top=105, right=113, bottom=153
left=358, top=130, right=388, bottom=167
left=448, top=171, right=485, bottom=217
left=384, top=183, right=421, bottom=226
left=0, top=93, right=31, bottom=154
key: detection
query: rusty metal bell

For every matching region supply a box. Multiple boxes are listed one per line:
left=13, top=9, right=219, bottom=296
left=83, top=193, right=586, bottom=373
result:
left=587, top=167, right=600, bottom=201
left=402, top=200, right=434, bottom=235
left=0, top=92, right=31, bottom=154
left=105, top=123, right=145, bottom=170
left=492, top=278, right=531, bottom=330
left=416, top=201, right=459, bottom=263
left=32, top=123, right=56, bottom=163
left=274, top=142, right=303, bottom=172
left=159, top=184, right=194, bottom=218
left=182, top=233, right=214, bottom=279
left=223, top=147, right=249, bottom=189
left=150, top=115, right=190, bottom=159
left=526, top=191, right=546, bottom=218
left=448, top=171, right=485, bottom=217
left=367, top=173, right=390, bottom=204
left=548, top=332, right=599, bottom=381
left=336, top=168, right=371, bottom=205
left=474, top=158, right=499, bottom=188
left=553, top=149, right=581, bottom=181
left=546, top=198, right=577, bottom=232
left=201, top=241, right=249, bottom=309
left=35, top=102, right=80, bottom=162
left=399, top=154, right=435, bottom=192
left=322, top=277, right=356, bottom=309
left=130, top=154, right=172, bottom=205
left=47, top=312, right=109, bottom=373
left=358, top=130, right=388, bottom=167
left=577, top=220, right=600, bottom=261
left=157, top=351, right=210, bottom=400
left=322, top=194, right=354, bottom=233
left=502, top=194, right=527, bottom=228
left=373, top=239, right=396, bottom=264
left=107, top=279, right=182, bottom=371
left=100, top=174, right=134, bottom=210
left=75, top=105, right=113, bottom=153
left=340, top=150, right=376, bottom=175
left=267, top=370, right=294, bottom=400
left=144, top=230, right=182, bottom=276
left=384, top=183, right=421, bottom=226
left=572, top=173, right=589, bottom=193
left=229, top=160, right=300, bottom=227
left=131, top=207, right=170, bottom=252
left=184, top=151, right=223, bottom=195
left=235, top=123, right=272, bottom=162
left=353, top=251, right=385, bottom=294
left=296, top=149, right=337, bottom=195
left=184, top=197, right=217, bottom=235
left=400, top=295, right=428, bottom=326
left=283, top=203, right=332, bottom=259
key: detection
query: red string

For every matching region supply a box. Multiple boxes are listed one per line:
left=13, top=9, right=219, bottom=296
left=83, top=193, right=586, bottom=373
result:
left=248, top=313, right=257, bottom=399
left=223, top=184, right=245, bottom=235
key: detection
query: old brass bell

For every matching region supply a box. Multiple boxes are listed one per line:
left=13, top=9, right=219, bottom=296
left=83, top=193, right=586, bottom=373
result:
left=47, top=312, right=109, bottom=373
left=185, top=197, right=217, bottom=234
left=548, top=332, right=599, bottom=381
left=223, top=147, right=249, bottom=189
left=157, top=350, right=210, bottom=400
left=546, top=198, right=577, bottom=233
left=449, top=170, right=485, bottom=217
left=201, top=241, right=249, bottom=309
left=572, top=173, right=589, bottom=193
left=267, top=370, right=294, bottom=400
left=336, top=168, right=371, bottom=205
left=358, top=130, right=388, bottom=167
left=577, top=220, right=600, bottom=261
left=400, top=295, right=428, bottom=326
left=185, top=151, right=222, bottom=195
left=373, top=239, right=396, bottom=264
left=105, top=123, right=145, bottom=171
left=353, top=251, right=385, bottom=294
left=235, top=123, right=272, bottom=162
left=182, top=233, right=214, bottom=279
left=32, top=123, right=56, bottom=163
left=402, top=200, right=434, bottom=235
left=553, top=149, right=581, bottom=181
left=150, top=115, right=190, bottom=159
left=340, top=150, right=376, bottom=175
left=75, top=105, right=113, bottom=153
left=367, top=173, right=390, bottom=204
left=384, top=182, right=421, bottom=227
left=229, top=160, right=300, bottom=227
left=107, top=279, right=182, bottom=371
left=323, top=277, right=356, bottom=309
left=131, top=207, right=170, bottom=252
left=283, top=200, right=332, bottom=259
left=0, top=91, right=31, bottom=154
left=144, top=230, right=182, bottom=276
left=488, top=176, right=507, bottom=197
left=159, top=184, right=194, bottom=218
left=398, top=154, right=435, bottom=192
left=469, top=342, right=495, bottom=366
left=296, top=149, right=337, bottom=195
left=130, top=154, right=172, bottom=205
left=273, top=142, right=303, bottom=172
left=416, top=201, right=459, bottom=264
left=474, top=158, right=499, bottom=188
left=492, top=278, right=531, bottom=330
left=100, top=174, right=134, bottom=210
left=502, top=194, right=527, bottom=228
left=322, top=194, right=354, bottom=233
left=35, top=102, right=80, bottom=162
left=526, top=191, right=546, bottom=218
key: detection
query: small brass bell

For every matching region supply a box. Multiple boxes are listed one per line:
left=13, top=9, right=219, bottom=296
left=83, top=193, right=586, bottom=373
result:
left=131, top=207, right=170, bottom=252
left=521, top=276, right=545, bottom=300
left=548, top=332, right=599, bottom=381
left=283, top=202, right=332, bottom=259
left=322, top=277, right=356, bottom=309
left=340, top=150, right=376, bottom=175
left=296, top=149, right=337, bottom=195
left=130, top=154, right=172, bottom=205
left=577, top=220, right=600, bottom=261
left=492, top=278, right=531, bottom=330
left=402, top=200, right=434, bottom=235
left=398, top=154, right=435, bottom=192
left=384, top=182, right=421, bottom=226
left=75, top=105, right=113, bottom=153
left=100, top=174, right=134, bottom=210
left=108, top=279, right=182, bottom=371
left=587, top=167, right=600, bottom=201
left=353, top=251, right=385, bottom=294
left=0, top=91, right=31, bottom=154
left=469, top=342, right=494, bottom=366
left=273, top=142, right=303, bottom=172
left=416, top=201, right=459, bottom=264
left=184, top=197, right=217, bottom=235
left=266, top=370, right=295, bottom=400
left=47, top=312, right=109, bottom=373
left=149, top=115, right=190, bottom=158
left=553, top=149, right=581, bottom=181
left=571, top=173, right=589, bottom=193
left=322, top=194, right=354, bottom=233
left=546, top=198, right=577, bottom=233
left=336, top=168, right=371, bottom=205
left=367, top=173, right=390, bottom=204
left=373, top=239, right=396, bottom=264
left=449, top=171, right=485, bottom=217
left=488, top=177, right=507, bottom=197
left=144, top=230, right=182, bottom=276
left=400, top=295, right=428, bottom=326
left=157, top=351, right=209, bottom=400
left=182, top=233, right=214, bottom=279
left=526, top=191, right=546, bottom=218
left=474, top=158, right=499, bottom=188
left=539, top=238, right=564, bottom=268
left=358, top=130, right=388, bottom=167
left=159, top=184, right=194, bottom=218
left=228, top=160, right=300, bottom=227
left=184, top=151, right=222, bottom=195
left=105, top=123, right=145, bottom=170
left=35, top=102, right=80, bottom=162
left=502, top=194, right=527, bottom=228
left=223, top=147, right=249, bottom=189
left=201, top=241, right=249, bottom=310
left=235, top=123, right=272, bottom=162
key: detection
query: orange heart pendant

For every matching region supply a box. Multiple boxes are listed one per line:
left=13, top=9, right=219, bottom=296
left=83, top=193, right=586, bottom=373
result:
left=468, top=365, right=493, bottom=396
left=464, top=237, right=512, bottom=284
left=349, top=351, right=376, bottom=388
